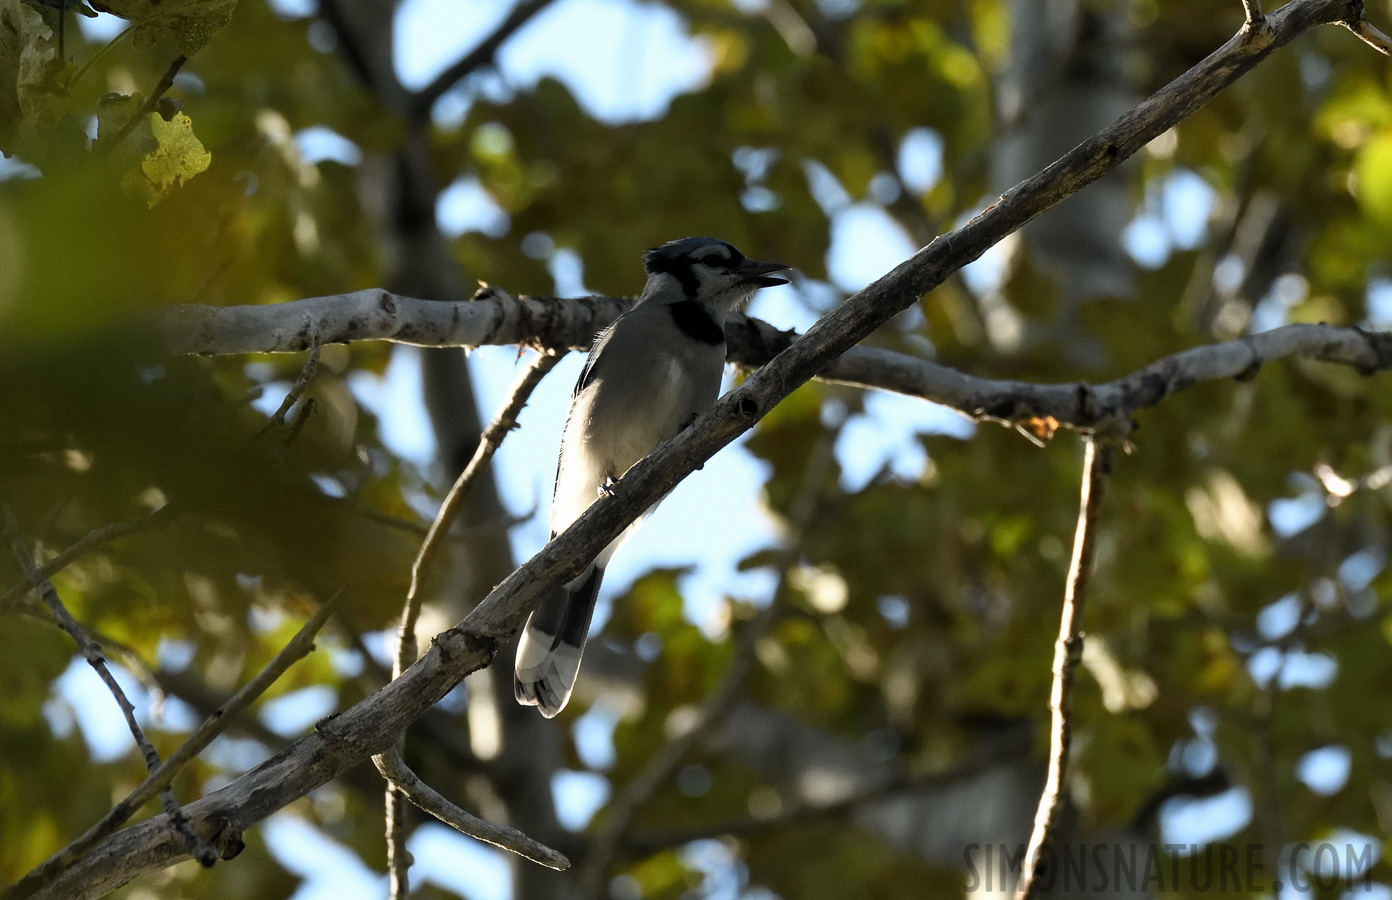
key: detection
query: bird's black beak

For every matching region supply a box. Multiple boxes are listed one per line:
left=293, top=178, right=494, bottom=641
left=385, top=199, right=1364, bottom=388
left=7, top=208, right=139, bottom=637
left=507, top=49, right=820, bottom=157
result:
left=737, top=259, right=791, bottom=288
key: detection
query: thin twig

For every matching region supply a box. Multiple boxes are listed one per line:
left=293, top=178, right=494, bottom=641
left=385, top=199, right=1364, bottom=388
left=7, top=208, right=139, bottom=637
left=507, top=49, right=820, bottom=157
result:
left=13, top=606, right=169, bottom=708
left=398, top=350, right=564, bottom=675
left=254, top=331, right=322, bottom=440
left=409, top=0, right=560, bottom=122
left=1242, top=0, right=1263, bottom=25
left=100, top=54, right=188, bottom=154
left=1013, top=439, right=1114, bottom=900
left=577, top=432, right=837, bottom=900
left=1, top=504, right=217, bottom=873
left=374, top=748, right=569, bottom=869
left=7, top=599, right=338, bottom=898
left=0, top=503, right=177, bottom=611
left=381, top=350, right=562, bottom=894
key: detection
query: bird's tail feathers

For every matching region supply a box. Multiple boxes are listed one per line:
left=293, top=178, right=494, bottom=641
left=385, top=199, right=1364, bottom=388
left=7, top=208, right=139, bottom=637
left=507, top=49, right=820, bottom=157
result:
left=514, top=566, right=603, bottom=718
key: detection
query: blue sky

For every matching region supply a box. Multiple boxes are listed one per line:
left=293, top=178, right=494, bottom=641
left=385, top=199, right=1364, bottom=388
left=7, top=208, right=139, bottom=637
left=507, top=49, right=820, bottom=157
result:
left=33, top=0, right=1386, bottom=897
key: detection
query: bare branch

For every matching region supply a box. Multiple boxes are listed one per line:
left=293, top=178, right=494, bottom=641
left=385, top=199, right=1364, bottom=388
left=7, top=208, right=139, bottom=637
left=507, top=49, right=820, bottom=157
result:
left=726, top=319, right=1392, bottom=430
left=1242, top=0, right=1264, bottom=25
left=1346, top=15, right=1392, bottom=54
left=1, top=503, right=177, bottom=611
left=1, top=504, right=216, bottom=891
left=577, top=433, right=836, bottom=899
left=1014, top=439, right=1114, bottom=900
left=4, top=600, right=338, bottom=900
left=253, top=331, right=321, bottom=440
left=382, top=350, right=562, bottom=894
left=153, top=286, right=629, bottom=355
left=23, top=5, right=1389, bottom=896
left=409, top=0, right=560, bottom=122
left=12, top=606, right=169, bottom=706
left=152, top=288, right=1392, bottom=429
left=399, top=351, right=564, bottom=672
left=374, top=748, right=569, bottom=869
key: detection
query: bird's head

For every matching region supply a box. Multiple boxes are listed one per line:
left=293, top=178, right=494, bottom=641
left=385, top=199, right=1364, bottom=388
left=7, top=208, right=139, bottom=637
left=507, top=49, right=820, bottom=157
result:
left=642, top=237, right=790, bottom=311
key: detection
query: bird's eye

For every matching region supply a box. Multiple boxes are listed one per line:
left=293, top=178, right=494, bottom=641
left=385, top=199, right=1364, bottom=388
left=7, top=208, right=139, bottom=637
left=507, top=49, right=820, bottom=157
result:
left=698, top=254, right=724, bottom=267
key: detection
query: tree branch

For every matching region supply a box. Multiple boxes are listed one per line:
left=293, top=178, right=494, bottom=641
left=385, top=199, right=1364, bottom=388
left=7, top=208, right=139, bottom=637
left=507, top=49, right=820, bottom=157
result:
left=152, top=284, right=1392, bottom=430
left=374, top=748, right=569, bottom=870
left=1, top=504, right=216, bottom=890
left=1346, top=15, right=1392, bottom=54
left=1013, top=439, right=1114, bottom=900
left=253, top=329, right=321, bottom=440
left=0, top=503, right=177, bottom=611
left=408, top=0, right=560, bottom=123
left=4, top=600, right=339, bottom=900
left=22, top=4, right=1388, bottom=896
left=99, top=54, right=188, bottom=154
left=381, top=351, right=562, bottom=894
left=399, top=351, right=563, bottom=654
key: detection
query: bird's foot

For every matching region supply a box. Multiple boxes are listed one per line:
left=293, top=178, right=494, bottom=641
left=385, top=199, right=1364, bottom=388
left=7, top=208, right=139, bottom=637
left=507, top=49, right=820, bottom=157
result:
left=598, top=476, right=619, bottom=499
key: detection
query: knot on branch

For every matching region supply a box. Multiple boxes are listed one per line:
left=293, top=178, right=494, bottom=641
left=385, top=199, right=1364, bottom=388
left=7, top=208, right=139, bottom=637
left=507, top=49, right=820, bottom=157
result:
left=434, top=627, right=500, bottom=666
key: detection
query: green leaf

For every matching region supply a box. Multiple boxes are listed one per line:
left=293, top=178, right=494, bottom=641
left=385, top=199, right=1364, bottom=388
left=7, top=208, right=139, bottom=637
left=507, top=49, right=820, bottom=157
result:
left=89, top=0, right=237, bottom=55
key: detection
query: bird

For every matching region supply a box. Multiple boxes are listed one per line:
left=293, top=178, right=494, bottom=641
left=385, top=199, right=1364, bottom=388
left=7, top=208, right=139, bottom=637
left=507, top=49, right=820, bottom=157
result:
left=514, top=237, right=790, bottom=718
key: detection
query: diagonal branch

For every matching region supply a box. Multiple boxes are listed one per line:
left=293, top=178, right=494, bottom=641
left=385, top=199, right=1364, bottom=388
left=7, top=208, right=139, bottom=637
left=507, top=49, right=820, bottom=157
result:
left=99, top=54, right=188, bottom=155
left=1346, top=15, right=1392, bottom=53
left=1, top=503, right=217, bottom=883
left=374, top=748, right=569, bottom=870
left=409, top=0, right=560, bottom=122
left=21, top=4, right=1390, bottom=897
left=398, top=351, right=564, bottom=660
left=1013, top=439, right=1114, bottom=900
left=5, top=600, right=339, bottom=900
left=380, top=350, right=563, bottom=893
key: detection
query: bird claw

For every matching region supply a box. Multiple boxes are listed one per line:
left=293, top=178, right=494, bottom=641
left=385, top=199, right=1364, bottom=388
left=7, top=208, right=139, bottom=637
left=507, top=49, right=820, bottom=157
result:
left=598, top=477, right=619, bottom=499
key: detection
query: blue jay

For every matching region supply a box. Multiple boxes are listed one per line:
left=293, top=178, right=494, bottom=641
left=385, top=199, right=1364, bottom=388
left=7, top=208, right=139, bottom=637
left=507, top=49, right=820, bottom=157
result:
left=514, top=237, right=790, bottom=717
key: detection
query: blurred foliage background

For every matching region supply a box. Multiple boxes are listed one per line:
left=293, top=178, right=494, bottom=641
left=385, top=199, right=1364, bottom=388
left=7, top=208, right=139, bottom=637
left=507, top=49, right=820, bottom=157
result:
left=4, top=0, right=1392, bottom=897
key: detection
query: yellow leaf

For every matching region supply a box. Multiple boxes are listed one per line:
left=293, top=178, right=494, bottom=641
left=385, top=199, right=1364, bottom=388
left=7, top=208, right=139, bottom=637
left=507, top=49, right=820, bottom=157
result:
left=111, top=109, right=212, bottom=206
